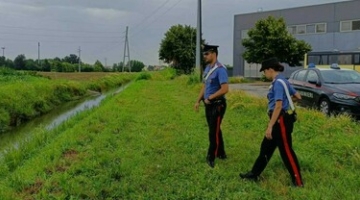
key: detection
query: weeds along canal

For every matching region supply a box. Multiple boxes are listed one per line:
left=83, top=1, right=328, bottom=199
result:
left=0, top=84, right=129, bottom=155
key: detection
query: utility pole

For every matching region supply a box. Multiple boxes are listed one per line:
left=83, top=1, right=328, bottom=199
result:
left=196, top=0, right=202, bottom=81
left=105, top=57, right=107, bottom=69
left=1, top=47, right=5, bottom=57
left=122, top=26, right=131, bottom=72
left=78, top=46, right=81, bottom=72
left=38, top=42, right=41, bottom=67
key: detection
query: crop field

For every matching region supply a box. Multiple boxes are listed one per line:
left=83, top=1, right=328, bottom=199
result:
left=37, top=72, right=126, bottom=82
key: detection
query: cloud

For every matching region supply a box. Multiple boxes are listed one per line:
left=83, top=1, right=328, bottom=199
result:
left=84, top=7, right=130, bottom=21
left=0, top=1, right=44, bottom=14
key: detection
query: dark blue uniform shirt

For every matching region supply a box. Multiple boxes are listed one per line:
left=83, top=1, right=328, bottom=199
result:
left=203, top=61, right=228, bottom=100
left=268, top=74, right=296, bottom=111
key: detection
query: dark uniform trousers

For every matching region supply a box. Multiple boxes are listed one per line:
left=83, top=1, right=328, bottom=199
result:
left=251, top=112, right=303, bottom=186
left=205, top=99, right=226, bottom=161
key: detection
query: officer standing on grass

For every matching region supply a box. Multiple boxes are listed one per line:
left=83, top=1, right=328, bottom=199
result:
left=194, top=44, right=229, bottom=168
left=239, top=57, right=304, bottom=187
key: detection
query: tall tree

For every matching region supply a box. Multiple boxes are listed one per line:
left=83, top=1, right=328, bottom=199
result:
left=52, top=60, right=63, bottom=72
left=24, top=59, right=38, bottom=71
left=242, top=16, right=312, bottom=66
left=94, top=60, right=105, bottom=72
left=81, top=63, right=94, bottom=72
left=127, top=60, right=145, bottom=72
left=0, top=56, right=5, bottom=67
left=63, top=54, right=79, bottom=64
left=6, top=59, right=14, bottom=69
left=112, top=63, right=119, bottom=72
left=159, top=24, right=205, bottom=74
left=42, top=59, right=51, bottom=72
left=14, top=54, right=26, bottom=70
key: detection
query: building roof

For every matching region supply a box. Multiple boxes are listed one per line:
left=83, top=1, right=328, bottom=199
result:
left=234, top=0, right=352, bottom=17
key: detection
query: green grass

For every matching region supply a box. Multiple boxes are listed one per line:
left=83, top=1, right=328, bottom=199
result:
left=0, top=69, right=136, bottom=131
left=0, top=71, right=359, bottom=199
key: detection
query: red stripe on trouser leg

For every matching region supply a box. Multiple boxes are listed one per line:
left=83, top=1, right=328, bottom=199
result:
left=215, top=106, right=221, bottom=157
left=279, top=116, right=302, bottom=186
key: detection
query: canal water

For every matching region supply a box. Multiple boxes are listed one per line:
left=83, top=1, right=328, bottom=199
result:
left=0, top=84, right=129, bottom=153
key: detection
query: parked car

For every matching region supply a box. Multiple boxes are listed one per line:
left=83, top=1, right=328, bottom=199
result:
left=288, top=65, right=360, bottom=118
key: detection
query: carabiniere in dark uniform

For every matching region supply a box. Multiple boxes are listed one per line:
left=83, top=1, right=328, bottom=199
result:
left=240, top=57, right=304, bottom=187
left=194, top=44, right=229, bottom=168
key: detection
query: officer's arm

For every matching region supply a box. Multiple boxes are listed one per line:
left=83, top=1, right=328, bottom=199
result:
left=196, top=84, right=205, bottom=103
left=208, top=83, right=228, bottom=100
left=292, top=92, right=302, bottom=101
left=268, top=101, right=282, bottom=128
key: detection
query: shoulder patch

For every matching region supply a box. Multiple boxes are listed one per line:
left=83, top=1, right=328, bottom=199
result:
left=216, top=62, right=225, bottom=68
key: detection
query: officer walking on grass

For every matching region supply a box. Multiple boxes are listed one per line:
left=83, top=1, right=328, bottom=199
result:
left=239, top=57, right=304, bottom=187
left=194, top=44, right=229, bottom=168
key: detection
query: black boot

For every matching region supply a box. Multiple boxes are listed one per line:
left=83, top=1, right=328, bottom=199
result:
left=206, top=155, right=215, bottom=168
left=239, top=171, right=259, bottom=181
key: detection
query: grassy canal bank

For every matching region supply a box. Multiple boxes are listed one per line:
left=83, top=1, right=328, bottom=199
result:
left=0, top=68, right=136, bottom=132
left=0, top=69, right=359, bottom=199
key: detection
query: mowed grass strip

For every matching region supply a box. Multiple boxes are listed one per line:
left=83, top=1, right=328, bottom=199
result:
left=0, top=74, right=359, bottom=199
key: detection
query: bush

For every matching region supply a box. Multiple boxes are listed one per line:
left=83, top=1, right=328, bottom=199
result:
left=136, top=72, right=152, bottom=81
left=187, top=72, right=201, bottom=85
left=160, top=68, right=177, bottom=80
left=260, top=74, right=271, bottom=82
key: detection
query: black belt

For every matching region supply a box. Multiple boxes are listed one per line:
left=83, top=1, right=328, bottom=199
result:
left=210, top=97, right=225, bottom=103
left=268, top=109, right=293, bottom=116
left=204, top=97, right=225, bottom=106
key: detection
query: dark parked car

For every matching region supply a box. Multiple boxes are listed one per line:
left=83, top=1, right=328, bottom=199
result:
left=288, top=65, right=360, bottom=117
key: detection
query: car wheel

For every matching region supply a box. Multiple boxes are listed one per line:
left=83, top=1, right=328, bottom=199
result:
left=319, top=98, right=330, bottom=115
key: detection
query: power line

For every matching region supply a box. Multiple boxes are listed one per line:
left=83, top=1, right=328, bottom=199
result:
left=0, top=37, right=122, bottom=44
left=0, top=31, right=124, bottom=39
left=130, top=0, right=183, bottom=38
left=0, top=1, right=124, bottom=27
left=0, top=24, right=123, bottom=34
left=87, top=40, right=125, bottom=56
left=131, top=0, right=171, bottom=31
left=131, top=41, right=157, bottom=61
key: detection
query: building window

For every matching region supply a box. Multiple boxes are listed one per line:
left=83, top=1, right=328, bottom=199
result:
left=287, top=26, right=296, bottom=34
left=341, top=20, right=360, bottom=32
left=353, top=20, right=360, bottom=31
left=338, top=54, right=352, bottom=64
left=306, top=24, right=316, bottom=34
left=320, top=55, right=329, bottom=65
left=316, top=23, right=326, bottom=33
left=297, top=25, right=306, bottom=34
left=355, top=54, right=360, bottom=64
left=288, top=23, right=326, bottom=35
left=341, top=21, right=351, bottom=31
left=241, top=30, right=249, bottom=39
left=329, top=55, right=338, bottom=64
left=308, top=55, right=320, bottom=64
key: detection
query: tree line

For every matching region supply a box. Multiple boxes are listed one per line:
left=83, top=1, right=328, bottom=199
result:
left=0, top=54, right=145, bottom=72
left=159, top=16, right=312, bottom=75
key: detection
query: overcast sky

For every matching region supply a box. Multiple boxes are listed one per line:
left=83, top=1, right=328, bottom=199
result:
left=0, top=0, right=350, bottom=66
